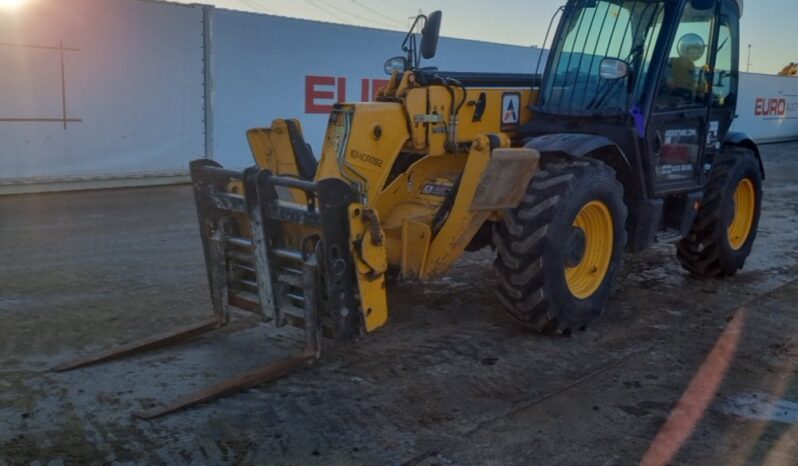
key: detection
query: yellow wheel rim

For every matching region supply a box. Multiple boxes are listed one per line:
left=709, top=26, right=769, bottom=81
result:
left=565, top=201, right=614, bottom=299
left=727, top=178, right=756, bottom=251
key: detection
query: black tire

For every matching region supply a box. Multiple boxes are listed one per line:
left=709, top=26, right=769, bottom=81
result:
left=677, top=147, right=763, bottom=277
left=493, top=156, right=628, bottom=334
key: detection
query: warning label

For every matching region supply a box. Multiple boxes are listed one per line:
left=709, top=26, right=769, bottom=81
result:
left=501, top=92, right=521, bottom=130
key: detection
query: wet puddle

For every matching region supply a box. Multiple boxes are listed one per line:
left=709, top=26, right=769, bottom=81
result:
left=718, top=393, right=798, bottom=424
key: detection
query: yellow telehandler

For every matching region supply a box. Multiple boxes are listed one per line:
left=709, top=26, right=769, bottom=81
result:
left=57, top=0, right=762, bottom=418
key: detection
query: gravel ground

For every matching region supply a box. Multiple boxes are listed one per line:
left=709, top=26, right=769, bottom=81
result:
left=1, top=143, right=797, bottom=465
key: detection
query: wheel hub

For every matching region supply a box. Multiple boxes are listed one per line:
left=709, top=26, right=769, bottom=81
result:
left=565, top=226, right=587, bottom=268
left=564, top=201, right=614, bottom=300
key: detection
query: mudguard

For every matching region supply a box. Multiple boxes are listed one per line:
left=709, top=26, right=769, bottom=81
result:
left=523, top=133, right=631, bottom=166
left=724, top=131, right=765, bottom=179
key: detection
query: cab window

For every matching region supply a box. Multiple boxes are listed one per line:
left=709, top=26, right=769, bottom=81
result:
left=711, top=9, right=739, bottom=108
left=540, top=0, right=667, bottom=113
left=655, top=4, right=716, bottom=109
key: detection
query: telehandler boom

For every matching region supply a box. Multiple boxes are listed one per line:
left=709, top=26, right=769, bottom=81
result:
left=57, top=0, right=762, bottom=418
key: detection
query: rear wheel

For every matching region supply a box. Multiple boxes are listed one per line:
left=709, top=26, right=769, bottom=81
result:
left=677, top=147, right=762, bottom=277
left=493, top=156, right=628, bottom=334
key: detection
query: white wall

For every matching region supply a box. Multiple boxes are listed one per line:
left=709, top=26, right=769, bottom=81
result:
left=210, top=9, right=544, bottom=169
left=0, top=0, right=205, bottom=191
left=0, top=0, right=795, bottom=194
left=733, top=73, right=798, bottom=143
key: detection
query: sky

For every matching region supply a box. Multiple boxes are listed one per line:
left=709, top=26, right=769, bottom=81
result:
left=171, top=0, right=797, bottom=75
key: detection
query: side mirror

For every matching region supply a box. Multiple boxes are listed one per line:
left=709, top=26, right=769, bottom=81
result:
left=420, top=11, right=442, bottom=60
left=690, top=0, right=715, bottom=10
left=599, top=58, right=630, bottom=80
left=384, top=56, right=408, bottom=75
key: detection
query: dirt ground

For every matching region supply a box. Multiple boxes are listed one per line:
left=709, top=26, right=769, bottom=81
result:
left=1, top=143, right=797, bottom=466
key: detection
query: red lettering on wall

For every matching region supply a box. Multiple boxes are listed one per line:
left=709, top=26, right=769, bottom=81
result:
left=360, top=79, right=391, bottom=101
left=305, top=76, right=336, bottom=114
left=337, top=77, right=346, bottom=104
left=306, top=75, right=397, bottom=114
left=371, top=79, right=390, bottom=98
left=361, top=79, right=370, bottom=101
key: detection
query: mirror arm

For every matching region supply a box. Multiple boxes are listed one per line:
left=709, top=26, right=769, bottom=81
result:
left=401, top=14, right=427, bottom=69
left=417, top=36, right=423, bottom=68
left=404, top=39, right=413, bottom=68
left=400, top=15, right=421, bottom=50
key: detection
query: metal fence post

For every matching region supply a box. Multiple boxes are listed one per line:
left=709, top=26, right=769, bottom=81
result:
left=202, top=5, right=215, bottom=160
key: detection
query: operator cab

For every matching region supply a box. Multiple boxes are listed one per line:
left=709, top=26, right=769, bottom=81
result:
left=527, top=0, right=743, bottom=196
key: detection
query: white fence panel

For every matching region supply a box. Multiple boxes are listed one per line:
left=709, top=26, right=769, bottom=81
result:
left=1, top=0, right=796, bottom=194
left=0, top=0, right=205, bottom=190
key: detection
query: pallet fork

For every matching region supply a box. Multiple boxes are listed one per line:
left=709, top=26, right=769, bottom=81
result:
left=53, top=160, right=362, bottom=419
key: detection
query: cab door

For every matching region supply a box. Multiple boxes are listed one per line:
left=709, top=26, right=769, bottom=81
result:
left=644, top=2, right=717, bottom=193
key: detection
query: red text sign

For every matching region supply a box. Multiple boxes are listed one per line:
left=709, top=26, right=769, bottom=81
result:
left=755, top=98, right=787, bottom=116
left=305, top=75, right=390, bottom=114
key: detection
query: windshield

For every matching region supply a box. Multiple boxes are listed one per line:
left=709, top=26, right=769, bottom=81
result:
left=539, top=0, right=667, bottom=115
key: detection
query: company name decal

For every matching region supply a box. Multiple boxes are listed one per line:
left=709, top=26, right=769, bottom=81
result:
left=306, top=75, right=390, bottom=114
left=754, top=97, right=798, bottom=117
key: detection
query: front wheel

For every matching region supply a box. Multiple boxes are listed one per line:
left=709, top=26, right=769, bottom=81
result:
left=493, top=156, right=628, bottom=334
left=677, top=147, right=763, bottom=277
